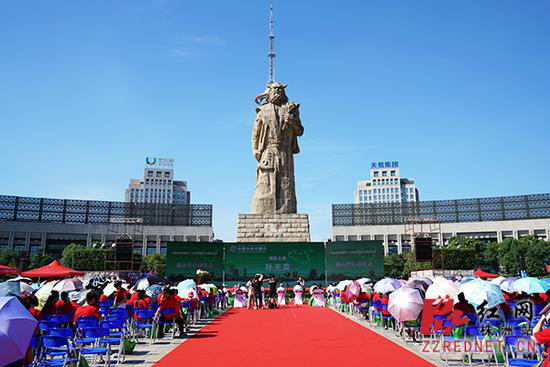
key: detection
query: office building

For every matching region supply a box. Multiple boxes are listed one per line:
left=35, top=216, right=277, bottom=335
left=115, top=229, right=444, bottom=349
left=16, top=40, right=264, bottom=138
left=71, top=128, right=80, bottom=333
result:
left=0, top=195, right=214, bottom=257
left=354, top=161, right=419, bottom=204
left=125, top=157, right=190, bottom=205
left=333, top=192, right=550, bottom=255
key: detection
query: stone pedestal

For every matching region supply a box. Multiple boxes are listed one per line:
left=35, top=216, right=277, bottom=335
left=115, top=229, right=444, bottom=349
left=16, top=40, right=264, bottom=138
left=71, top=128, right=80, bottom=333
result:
left=237, top=213, right=310, bottom=242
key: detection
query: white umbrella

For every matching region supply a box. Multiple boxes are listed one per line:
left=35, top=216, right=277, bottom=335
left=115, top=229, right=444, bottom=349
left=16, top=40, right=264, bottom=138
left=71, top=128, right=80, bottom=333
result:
left=336, top=280, right=353, bottom=291
left=356, top=278, right=371, bottom=285
left=176, top=279, right=197, bottom=295
left=103, top=283, right=117, bottom=297
left=490, top=276, right=506, bottom=286
left=425, top=278, right=459, bottom=302
left=373, top=278, right=402, bottom=294
left=199, top=284, right=217, bottom=293
left=53, top=278, right=83, bottom=293
left=7, top=276, right=32, bottom=283
left=19, top=282, right=34, bottom=295
left=35, top=280, right=61, bottom=304
left=388, top=286, right=424, bottom=322
left=457, top=278, right=505, bottom=308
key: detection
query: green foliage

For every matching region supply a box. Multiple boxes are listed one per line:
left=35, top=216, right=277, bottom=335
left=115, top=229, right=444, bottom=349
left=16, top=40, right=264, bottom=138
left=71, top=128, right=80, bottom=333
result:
left=27, top=254, right=56, bottom=270
left=60, top=243, right=114, bottom=271
left=0, top=249, right=18, bottom=267
left=141, top=254, right=166, bottom=276
left=496, top=236, right=550, bottom=276
left=384, top=253, right=405, bottom=279
left=433, top=248, right=478, bottom=270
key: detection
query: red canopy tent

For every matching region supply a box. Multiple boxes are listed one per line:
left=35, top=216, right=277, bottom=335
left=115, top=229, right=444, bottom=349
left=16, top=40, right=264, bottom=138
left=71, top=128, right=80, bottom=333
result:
left=20, top=260, right=84, bottom=278
left=0, top=265, right=18, bottom=275
left=473, top=268, right=499, bottom=279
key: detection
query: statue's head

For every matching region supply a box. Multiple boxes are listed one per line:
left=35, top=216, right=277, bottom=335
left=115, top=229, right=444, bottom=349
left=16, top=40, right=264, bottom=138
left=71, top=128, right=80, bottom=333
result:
left=267, top=82, right=289, bottom=105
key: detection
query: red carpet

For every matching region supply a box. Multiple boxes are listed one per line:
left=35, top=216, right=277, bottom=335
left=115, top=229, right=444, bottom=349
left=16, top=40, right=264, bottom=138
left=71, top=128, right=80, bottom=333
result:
left=155, top=307, right=434, bottom=367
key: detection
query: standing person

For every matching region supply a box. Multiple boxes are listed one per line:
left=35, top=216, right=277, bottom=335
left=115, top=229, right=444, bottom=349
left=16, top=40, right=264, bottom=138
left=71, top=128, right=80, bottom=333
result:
left=297, top=277, right=305, bottom=289
left=251, top=274, right=265, bottom=310
left=246, top=280, right=255, bottom=309
left=268, top=274, right=277, bottom=308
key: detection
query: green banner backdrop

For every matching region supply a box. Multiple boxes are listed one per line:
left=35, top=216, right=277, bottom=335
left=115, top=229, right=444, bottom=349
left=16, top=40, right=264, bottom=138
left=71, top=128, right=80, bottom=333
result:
left=325, top=241, right=384, bottom=281
left=166, top=242, right=224, bottom=281
left=165, top=241, right=384, bottom=285
left=224, top=242, right=325, bottom=285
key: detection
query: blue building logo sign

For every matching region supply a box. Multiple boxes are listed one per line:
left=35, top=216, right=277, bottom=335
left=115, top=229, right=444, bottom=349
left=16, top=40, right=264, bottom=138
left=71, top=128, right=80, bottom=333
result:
left=370, top=161, right=398, bottom=169
left=146, top=157, right=174, bottom=167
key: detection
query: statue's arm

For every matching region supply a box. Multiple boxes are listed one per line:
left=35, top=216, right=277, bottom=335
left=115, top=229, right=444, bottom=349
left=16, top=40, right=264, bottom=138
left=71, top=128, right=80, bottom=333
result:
left=288, top=105, right=304, bottom=137
left=252, top=109, right=263, bottom=161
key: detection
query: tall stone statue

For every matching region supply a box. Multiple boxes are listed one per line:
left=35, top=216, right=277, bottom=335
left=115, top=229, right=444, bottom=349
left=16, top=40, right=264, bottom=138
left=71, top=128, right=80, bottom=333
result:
left=251, top=82, right=304, bottom=214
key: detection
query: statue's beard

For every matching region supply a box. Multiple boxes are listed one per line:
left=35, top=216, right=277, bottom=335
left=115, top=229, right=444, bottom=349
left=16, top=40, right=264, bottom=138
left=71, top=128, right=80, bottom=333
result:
left=269, top=93, right=285, bottom=105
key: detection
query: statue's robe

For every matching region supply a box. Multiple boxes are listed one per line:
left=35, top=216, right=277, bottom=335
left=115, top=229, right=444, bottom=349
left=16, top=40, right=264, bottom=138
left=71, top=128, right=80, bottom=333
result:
left=251, top=102, right=303, bottom=214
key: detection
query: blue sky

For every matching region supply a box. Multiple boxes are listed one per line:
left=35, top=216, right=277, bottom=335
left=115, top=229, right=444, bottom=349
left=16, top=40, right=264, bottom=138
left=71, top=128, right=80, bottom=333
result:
left=1, top=0, right=549, bottom=241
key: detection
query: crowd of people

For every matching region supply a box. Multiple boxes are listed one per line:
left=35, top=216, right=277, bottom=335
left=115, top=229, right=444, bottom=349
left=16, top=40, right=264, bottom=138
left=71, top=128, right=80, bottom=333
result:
left=5, top=275, right=229, bottom=367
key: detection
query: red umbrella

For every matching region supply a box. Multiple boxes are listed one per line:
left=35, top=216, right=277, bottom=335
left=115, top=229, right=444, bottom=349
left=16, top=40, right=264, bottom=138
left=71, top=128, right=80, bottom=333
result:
left=473, top=268, right=499, bottom=279
left=0, top=265, right=18, bottom=275
left=20, top=260, right=84, bottom=278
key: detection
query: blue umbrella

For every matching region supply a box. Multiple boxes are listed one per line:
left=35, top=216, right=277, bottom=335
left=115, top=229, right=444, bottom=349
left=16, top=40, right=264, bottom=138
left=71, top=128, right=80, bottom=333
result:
left=0, top=296, right=38, bottom=366
left=145, top=284, right=164, bottom=300
left=458, top=278, right=505, bottom=308
left=0, top=281, right=21, bottom=297
left=512, top=277, right=550, bottom=294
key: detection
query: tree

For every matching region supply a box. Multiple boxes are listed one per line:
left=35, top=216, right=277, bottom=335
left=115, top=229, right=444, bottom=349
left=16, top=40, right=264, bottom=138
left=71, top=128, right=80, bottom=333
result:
left=60, top=243, right=113, bottom=271
left=141, top=254, right=166, bottom=276
left=482, top=241, right=500, bottom=273
left=384, top=253, right=405, bottom=279
left=27, top=254, right=56, bottom=270
left=0, top=249, right=17, bottom=267
left=497, top=238, right=527, bottom=275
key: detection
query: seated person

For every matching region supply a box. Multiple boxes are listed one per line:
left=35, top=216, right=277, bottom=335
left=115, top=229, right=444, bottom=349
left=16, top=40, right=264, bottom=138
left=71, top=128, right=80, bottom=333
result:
left=74, top=292, right=102, bottom=324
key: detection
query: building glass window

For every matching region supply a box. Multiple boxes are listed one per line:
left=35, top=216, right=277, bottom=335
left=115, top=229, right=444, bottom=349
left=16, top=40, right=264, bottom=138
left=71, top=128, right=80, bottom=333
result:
left=391, top=170, right=396, bottom=176
left=156, top=171, right=161, bottom=177
left=373, top=171, right=379, bottom=177
left=382, top=171, right=387, bottom=177
left=164, top=171, right=170, bottom=177
left=147, top=171, right=153, bottom=177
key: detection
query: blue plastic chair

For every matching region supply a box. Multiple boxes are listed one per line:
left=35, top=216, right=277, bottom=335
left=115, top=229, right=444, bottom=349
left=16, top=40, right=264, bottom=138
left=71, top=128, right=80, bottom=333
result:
left=78, top=327, right=111, bottom=367
left=38, top=320, right=60, bottom=334
left=133, top=309, right=155, bottom=344
left=48, top=314, right=69, bottom=325
left=99, top=320, right=126, bottom=364
left=156, top=307, right=177, bottom=339
left=38, top=335, right=78, bottom=367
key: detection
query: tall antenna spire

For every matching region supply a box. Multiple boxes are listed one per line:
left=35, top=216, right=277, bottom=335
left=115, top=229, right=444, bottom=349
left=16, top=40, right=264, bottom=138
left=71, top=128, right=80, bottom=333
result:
left=267, top=0, right=276, bottom=85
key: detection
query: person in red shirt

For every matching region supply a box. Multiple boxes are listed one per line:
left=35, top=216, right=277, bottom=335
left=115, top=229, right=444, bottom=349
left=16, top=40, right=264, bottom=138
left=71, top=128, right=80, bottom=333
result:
left=155, top=288, right=185, bottom=337
left=55, top=292, right=76, bottom=315
left=113, top=281, right=128, bottom=305
left=381, top=293, right=392, bottom=329
left=534, top=307, right=550, bottom=367
left=74, top=292, right=102, bottom=324
left=69, top=293, right=81, bottom=312
left=42, top=291, right=60, bottom=316
left=27, top=295, right=42, bottom=321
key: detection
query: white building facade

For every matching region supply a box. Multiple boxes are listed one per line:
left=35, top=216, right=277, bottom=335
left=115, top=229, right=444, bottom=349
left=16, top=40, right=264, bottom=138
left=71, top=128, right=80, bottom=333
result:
left=333, top=193, right=550, bottom=255
left=125, top=157, right=189, bottom=205
left=354, top=161, right=419, bottom=205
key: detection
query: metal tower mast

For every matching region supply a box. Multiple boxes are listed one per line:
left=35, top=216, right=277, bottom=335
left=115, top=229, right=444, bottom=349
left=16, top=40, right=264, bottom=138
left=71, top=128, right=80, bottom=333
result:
left=267, top=0, right=276, bottom=85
